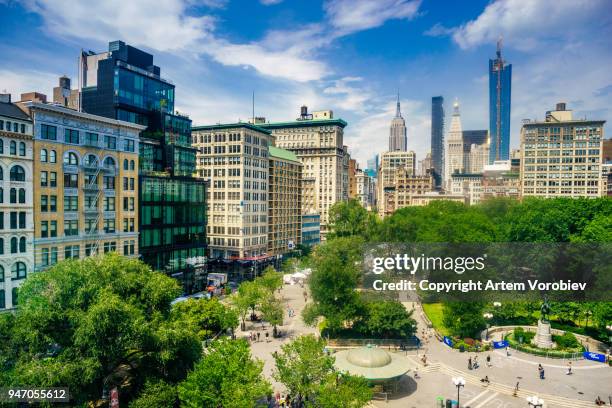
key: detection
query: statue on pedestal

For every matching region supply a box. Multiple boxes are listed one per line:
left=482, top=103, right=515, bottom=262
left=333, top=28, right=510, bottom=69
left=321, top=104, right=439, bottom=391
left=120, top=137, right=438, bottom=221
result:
left=534, top=295, right=553, bottom=349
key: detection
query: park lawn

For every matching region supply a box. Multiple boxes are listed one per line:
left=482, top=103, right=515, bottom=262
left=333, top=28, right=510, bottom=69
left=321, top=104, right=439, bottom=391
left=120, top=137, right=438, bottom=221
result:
left=422, top=303, right=451, bottom=337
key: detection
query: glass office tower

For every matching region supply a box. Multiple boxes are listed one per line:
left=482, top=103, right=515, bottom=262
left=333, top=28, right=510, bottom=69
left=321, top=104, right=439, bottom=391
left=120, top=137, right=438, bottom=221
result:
left=431, top=96, right=444, bottom=188
left=489, top=40, right=512, bottom=163
left=81, top=41, right=207, bottom=294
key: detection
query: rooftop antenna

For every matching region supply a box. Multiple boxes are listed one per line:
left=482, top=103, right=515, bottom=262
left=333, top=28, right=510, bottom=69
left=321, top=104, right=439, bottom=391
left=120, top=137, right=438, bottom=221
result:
left=496, top=35, right=503, bottom=59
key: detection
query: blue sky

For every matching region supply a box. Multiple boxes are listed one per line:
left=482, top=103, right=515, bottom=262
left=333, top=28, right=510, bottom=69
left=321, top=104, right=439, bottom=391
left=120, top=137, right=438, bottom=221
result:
left=1, top=0, right=611, bottom=167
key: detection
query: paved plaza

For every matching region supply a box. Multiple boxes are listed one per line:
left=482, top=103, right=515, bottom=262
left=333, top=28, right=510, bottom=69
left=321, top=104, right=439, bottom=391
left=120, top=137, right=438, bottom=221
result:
left=237, top=282, right=612, bottom=407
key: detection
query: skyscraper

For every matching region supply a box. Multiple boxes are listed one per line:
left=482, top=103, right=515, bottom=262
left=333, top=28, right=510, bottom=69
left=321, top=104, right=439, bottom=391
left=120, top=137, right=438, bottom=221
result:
left=445, top=99, right=464, bottom=185
left=389, top=93, right=407, bottom=151
left=366, top=154, right=379, bottom=178
left=431, top=96, right=444, bottom=187
left=80, top=41, right=207, bottom=294
left=489, top=38, right=512, bottom=163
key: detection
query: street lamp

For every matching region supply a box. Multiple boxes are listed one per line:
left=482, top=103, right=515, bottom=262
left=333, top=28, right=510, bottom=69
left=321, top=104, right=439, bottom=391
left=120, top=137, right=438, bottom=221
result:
left=526, top=395, right=544, bottom=407
left=452, top=376, right=465, bottom=407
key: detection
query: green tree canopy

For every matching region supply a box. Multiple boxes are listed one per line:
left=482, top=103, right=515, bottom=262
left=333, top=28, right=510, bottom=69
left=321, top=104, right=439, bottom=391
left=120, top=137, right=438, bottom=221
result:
left=171, top=297, right=239, bottom=340
left=1, top=254, right=202, bottom=406
left=442, top=302, right=486, bottom=338
left=178, top=339, right=270, bottom=408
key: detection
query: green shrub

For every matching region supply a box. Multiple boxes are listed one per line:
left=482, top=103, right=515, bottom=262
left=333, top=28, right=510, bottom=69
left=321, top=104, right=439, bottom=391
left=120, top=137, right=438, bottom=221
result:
left=553, top=332, right=580, bottom=349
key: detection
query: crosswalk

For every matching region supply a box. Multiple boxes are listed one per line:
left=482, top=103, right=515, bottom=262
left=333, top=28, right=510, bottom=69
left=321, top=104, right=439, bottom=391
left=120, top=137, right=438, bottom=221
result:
left=409, top=358, right=596, bottom=408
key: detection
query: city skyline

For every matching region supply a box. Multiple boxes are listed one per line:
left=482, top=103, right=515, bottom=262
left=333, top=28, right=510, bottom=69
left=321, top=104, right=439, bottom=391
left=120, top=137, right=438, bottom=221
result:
left=1, top=0, right=611, bottom=168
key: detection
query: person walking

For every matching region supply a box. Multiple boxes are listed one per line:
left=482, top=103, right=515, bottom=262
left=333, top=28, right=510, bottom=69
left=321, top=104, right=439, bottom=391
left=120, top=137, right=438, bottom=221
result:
left=506, top=346, right=510, bottom=357
left=257, top=332, right=261, bottom=342
left=486, top=354, right=492, bottom=367
left=538, top=364, right=545, bottom=379
left=566, top=361, right=572, bottom=375
left=265, top=331, right=269, bottom=342
left=468, top=357, right=472, bottom=370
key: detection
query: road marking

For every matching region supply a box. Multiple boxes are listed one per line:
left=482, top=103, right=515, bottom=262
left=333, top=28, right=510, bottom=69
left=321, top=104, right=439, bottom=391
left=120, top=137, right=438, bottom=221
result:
left=474, top=392, right=499, bottom=408
left=464, top=389, right=489, bottom=406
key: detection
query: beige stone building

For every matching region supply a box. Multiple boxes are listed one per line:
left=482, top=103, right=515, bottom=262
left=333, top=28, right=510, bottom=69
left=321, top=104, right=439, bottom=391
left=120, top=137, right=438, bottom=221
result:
left=520, top=103, right=605, bottom=198
left=409, top=192, right=467, bottom=206
left=377, top=150, right=416, bottom=217
left=192, top=123, right=271, bottom=260
left=268, top=146, right=302, bottom=256
left=26, top=101, right=143, bottom=270
left=482, top=161, right=520, bottom=200
left=355, top=169, right=376, bottom=210
left=259, top=107, right=348, bottom=237
left=450, top=173, right=483, bottom=205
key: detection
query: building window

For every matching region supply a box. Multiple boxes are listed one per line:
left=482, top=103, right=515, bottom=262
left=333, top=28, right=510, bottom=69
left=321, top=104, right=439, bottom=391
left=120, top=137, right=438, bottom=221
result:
left=64, top=173, right=79, bottom=188
left=0, top=289, right=4, bottom=309
left=65, top=245, right=80, bottom=259
left=50, top=195, right=57, bottom=212
left=18, top=188, right=25, bottom=203
left=41, top=171, right=48, bottom=187
left=0, top=239, right=3, bottom=254
left=50, top=150, right=57, bottom=163
left=9, top=141, right=16, bottom=155
left=64, top=195, right=78, bottom=211
left=123, top=239, right=135, bottom=255
left=10, top=237, right=17, bottom=253
left=19, top=142, right=26, bottom=156
left=41, top=195, right=48, bottom=212
left=104, top=135, right=117, bottom=149
left=9, top=165, right=25, bottom=181
left=130, top=160, right=135, bottom=170
left=0, top=265, right=3, bottom=281
left=64, top=220, right=79, bottom=236
left=19, top=237, right=25, bottom=253
left=0, top=139, right=3, bottom=153
left=41, top=124, right=57, bottom=140
left=85, top=154, right=98, bottom=166
left=63, top=152, right=79, bottom=165
left=103, top=218, right=115, bottom=233
left=11, top=262, right=26, bottom=280
left=50, top=220, right=57, bottom=237
left=123, top=139, right=135, bottom=152
left=104, top=197, right=115, bottom=211
left=85, top=244, right=97, bottom=257
left=103, top=241, right=117, bottom=253
left=41, top=221, right=48, bottom=238
left=103, top=176, right=115, bottom=190
left=64, top=128, right=80, bottom=144
left=103, top=156, right=116, bottom=169
left=40, top=148, right=47, bottom=162
left=123, top=159, right=129, bottom=170
left=9, top=188, right=16, bottom=204
left=50, top=172, right=57, bottom=187
left=85, top=132, right=98, bottom=145
left=20, top=124, right=25, bottom=134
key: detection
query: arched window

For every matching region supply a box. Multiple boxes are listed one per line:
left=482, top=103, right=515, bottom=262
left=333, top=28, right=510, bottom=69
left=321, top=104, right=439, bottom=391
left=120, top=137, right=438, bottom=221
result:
left=40, top=148, right=48, bottom=162
left=10, top=188, right=16, bottom=204
left=0, top=139, right=3, bottom=154
left=9, top=165, right=25, bottom=182
left=49, top=150, right=57, bottom=163
left=18, top=188, right=25, bottom=203
left=0, top=187, right=3, bottom=203
left=0, top=238, right=4, bottom=255
left=123, top=159, right=129, bottom=170
left=130, top=160, right=135, bottom=170
left=10, top=237, right=17, bottom=254
left=9, top=141, right=16, bottom=155
left=19, top=237, right=26, bottom=253
left=0, top=265, right=3, bottom=280
left=19, top=142, right=26, bottom=156
left=12, top=262, right=26, bottom=280
left=104, top=157, right=116, bottom=168
left=85, top=154, right=98, bottom=166
left=64, top=152, right=78, bottom=165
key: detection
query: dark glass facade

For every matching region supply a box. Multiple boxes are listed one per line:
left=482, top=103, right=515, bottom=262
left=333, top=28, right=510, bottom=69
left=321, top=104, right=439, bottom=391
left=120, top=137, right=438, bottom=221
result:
left=489, top=46, right=512, bottom=163
left=431, top=96, right=444, bottom=188
left=81, top=41, right=207, bottom=294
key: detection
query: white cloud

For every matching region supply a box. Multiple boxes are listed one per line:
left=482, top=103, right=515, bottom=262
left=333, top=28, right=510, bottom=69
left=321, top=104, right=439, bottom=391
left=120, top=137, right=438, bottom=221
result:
left=22, top=0, right=215, bottom=52
left=260, top=0, right=283, bottom=5
left=322, top=77, right=371, bottom=112
left=452, top=0, right=609, bottom=51
left=325, top=0, right=421, bottom=35
left=0, top=69, right=58, bottom=100
left=423, top=23, right=454, bottom=37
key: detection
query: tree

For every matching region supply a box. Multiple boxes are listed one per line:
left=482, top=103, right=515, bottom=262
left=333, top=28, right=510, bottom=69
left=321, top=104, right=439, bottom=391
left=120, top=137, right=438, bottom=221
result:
left=258, top=266, right=283, bottom=294
left=1, top=254, right=202, bottom=406
left=442, top=302, right=486, bottom=338
left=328, top=199, right=378, bottom=239
left=305, top=237, right=366, bottom=334
left=231, top=280, right=263, bottom=330
left=260, top=293, right=284, bottom=337
left=178, top=339, right=270, bottom=408
left=273, top=335, right=335, bottom=402
left=171, top=297, right=238, bottom=340
left=361, top=300, right=416, bottom=339
left=314, top=373, right=372, bottom=408
left=129, top=380, right=178, bottom=408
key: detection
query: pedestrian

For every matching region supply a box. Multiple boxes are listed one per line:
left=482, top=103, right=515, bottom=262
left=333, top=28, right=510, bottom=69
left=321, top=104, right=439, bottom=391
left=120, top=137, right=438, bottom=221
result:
left=486, top=354, right=491, bottom=367
left=421, top=354, right=427, bottom=366
left=566, top=361, right=572, bottom=375
left=257, top=332, right=261, bottom=342
left=513, top=382, right=519, bottom=397
left=473, top=355, right=479, bottom=369
left=468, top=357, right=472, bottom=370
left=414, top=369, right=419, bottom=379
left=265, top=331, right=269, bottom=342
left=506, top=346, right=510, bottom=357
left=480, top=375, right=490, bottom=385
left=538, top=364, right=545, bottom=379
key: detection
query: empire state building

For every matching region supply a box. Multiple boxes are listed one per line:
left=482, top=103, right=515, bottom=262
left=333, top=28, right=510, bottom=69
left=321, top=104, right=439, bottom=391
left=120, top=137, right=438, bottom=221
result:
left=389, top=93, right=407, bottom=151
